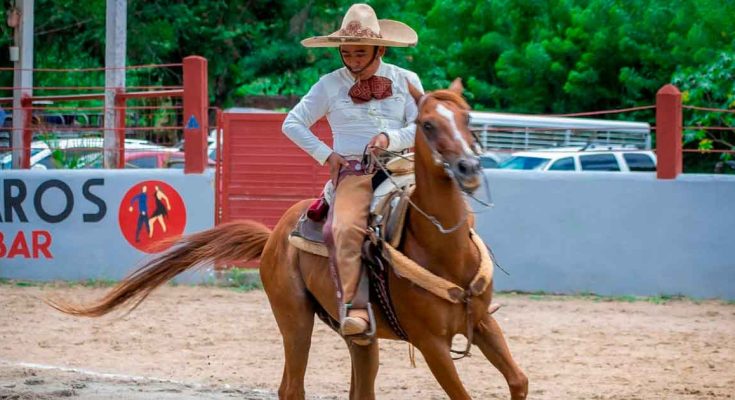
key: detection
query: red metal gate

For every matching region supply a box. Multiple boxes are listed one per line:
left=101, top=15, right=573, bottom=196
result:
left=218, top=112, right=332, bottom=227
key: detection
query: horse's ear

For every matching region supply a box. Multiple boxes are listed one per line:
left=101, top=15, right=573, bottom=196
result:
left=406, top=79, right=423, bottom=105
left=449, top=78, right=464, bottom=95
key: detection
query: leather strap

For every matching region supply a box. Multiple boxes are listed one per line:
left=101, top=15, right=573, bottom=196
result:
left=322, top=203, right=344, bottom=316
left=351, top=263, right=370, bottom=309
left=382, top=229, right=493, bottom=303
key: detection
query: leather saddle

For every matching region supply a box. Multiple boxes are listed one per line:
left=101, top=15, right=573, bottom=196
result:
left=288, top=172, right=415, bottom=256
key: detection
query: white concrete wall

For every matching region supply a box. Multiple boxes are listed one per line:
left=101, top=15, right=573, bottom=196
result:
left=473, top=170, right=735, bottom=299
left=3, top=168, right=732, bottom=299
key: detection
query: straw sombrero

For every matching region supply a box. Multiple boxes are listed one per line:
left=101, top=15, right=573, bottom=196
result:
left=301, top=3, right=418, bottom=48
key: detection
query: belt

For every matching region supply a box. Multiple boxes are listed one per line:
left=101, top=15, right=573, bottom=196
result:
left=336, top=160, right=372, bottom=185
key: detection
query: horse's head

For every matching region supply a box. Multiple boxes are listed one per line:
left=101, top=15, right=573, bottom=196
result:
left=409, top=79, right=483, bottom=193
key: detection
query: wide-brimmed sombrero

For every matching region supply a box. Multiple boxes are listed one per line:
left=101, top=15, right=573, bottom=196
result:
left=301, top=3, right=418, bottom=48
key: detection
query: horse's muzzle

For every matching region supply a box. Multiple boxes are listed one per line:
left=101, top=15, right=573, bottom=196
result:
left=449, top=156, right=482, bottom=193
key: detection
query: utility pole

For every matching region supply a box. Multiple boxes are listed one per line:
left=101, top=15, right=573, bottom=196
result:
left=104, top=0, right=126, bottom=168
left=10, top=0, right=34, bottom=168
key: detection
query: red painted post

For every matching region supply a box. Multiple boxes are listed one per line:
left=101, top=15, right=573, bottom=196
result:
left=655, top=84, right=682, bottom=179
left=215, top=108, right=223, bottom=224
left=114, top=89, right=126, bottom=168
left=20, top=96, right=32, bottom=169
left=221, top=112, right=230, bottom=224
left=183, top=56, right=208, bottom=174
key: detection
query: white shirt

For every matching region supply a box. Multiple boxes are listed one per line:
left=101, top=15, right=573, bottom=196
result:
left=282, top=61, right=424, bottom=165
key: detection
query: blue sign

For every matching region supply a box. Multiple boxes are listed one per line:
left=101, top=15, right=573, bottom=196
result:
left=185, top=115, right=200, bottom=130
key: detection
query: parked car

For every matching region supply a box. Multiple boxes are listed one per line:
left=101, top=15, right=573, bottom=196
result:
left=0, top=146, right=50, bottom=169
left=80, top=150, right=215, bottom=169
left=0, top=138, right=175, bottom=170
left=497, top=145, right=657, bottom=172
left=479, top=151, right=512, bottom=169
left=176, top=129, right=219, bottom=161
left=123, top=150, right=186, bottom=169
left=207, top=140, right=217, bottom=161
left=165, top=152, right=217, bottom=169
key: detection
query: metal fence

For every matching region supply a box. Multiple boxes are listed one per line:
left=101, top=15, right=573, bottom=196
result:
left=470, top=111, right=652, bottom=151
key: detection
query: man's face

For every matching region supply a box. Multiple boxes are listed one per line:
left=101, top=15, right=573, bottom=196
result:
left=339, top=45, right=384, bottom=77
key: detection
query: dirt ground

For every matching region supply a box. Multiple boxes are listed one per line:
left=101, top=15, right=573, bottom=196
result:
left=0, top=284, right=733, bottom=400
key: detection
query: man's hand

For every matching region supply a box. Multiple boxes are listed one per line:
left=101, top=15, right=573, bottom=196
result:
left=326, top=152, right=350, bottom=184
left=367, top=132, right=389, bottom=155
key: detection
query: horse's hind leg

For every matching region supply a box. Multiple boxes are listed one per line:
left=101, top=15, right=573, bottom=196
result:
left=473, top=315, right=528, bottom=400
left=266, top=290, right=315, bottom=400
left=347, top=339, right=379, bottom=400
left=261, top=260, right=315, bottom=399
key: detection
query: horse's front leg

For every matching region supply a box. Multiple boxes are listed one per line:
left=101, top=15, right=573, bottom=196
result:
left=414, top=337, right=472, bottom=399
left=347, top=339, right=379, bottom=400
left=473, top=314, right=528, bottom=400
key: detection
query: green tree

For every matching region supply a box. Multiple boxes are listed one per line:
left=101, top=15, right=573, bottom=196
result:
left=673, top=50, right=735, bottom=171
left=1, top=0, right=732, bottom=165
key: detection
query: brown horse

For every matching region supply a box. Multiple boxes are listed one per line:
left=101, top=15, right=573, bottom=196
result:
left=49, top=80, right=528, bottom=399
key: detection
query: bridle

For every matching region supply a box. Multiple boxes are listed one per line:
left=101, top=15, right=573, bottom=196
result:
left=368, top=150, right=470, bottom=234
left=363, top=93, right=493, bottom=235
left=415, top=108, right=484, bottom=191
left=415, top=93, right=494, bottom=205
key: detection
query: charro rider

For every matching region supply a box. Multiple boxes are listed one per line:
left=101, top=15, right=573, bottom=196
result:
left=282, top=3, right=422, bottom=341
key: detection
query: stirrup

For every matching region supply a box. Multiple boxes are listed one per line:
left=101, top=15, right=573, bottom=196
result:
left=340, top=302, right=377, bottom=345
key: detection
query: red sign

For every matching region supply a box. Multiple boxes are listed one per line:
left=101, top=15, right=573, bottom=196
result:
left=118, top=181, right=187, bottom=253
left=0, top=230, right=52, bottom=259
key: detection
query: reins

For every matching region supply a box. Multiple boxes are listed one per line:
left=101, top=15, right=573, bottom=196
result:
left=364, top=145, right=493, bottom=235
left=358, top=92, right=497, bottom=360
left=368, top=149, right=470, bottom=234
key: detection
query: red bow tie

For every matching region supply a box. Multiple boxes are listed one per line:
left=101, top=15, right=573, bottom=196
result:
left=349, top=76, right=393, bottom=103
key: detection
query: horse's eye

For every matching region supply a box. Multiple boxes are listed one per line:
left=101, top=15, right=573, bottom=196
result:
left=422, top=122, right=434, bottom=132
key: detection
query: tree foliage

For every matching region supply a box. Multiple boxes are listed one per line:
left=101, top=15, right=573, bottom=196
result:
left=0, top=0, right=732, bottom=123
left=674, top=51, right=735, bottom=164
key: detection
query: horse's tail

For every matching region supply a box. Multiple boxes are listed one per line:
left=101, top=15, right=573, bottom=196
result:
left=47, top=220, right=271, bottom=317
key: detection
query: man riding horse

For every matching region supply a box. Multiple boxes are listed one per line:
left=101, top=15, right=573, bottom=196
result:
left=48, top=4, right=528, bottom=398
left=282, top=3, right=423, bottom=341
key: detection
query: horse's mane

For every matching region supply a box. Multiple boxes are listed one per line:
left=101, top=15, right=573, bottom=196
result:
left=426, top=89, right=470, bottom=110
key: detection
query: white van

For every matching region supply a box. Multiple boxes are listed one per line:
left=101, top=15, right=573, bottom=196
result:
left=498, top=145, right=656, bottom=172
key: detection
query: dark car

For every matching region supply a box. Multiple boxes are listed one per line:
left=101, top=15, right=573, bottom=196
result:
left=479, top=151, right=512, bottom=169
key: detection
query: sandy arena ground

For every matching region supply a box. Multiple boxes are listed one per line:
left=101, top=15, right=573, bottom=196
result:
left=0, top=284, right=733, bottom=399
